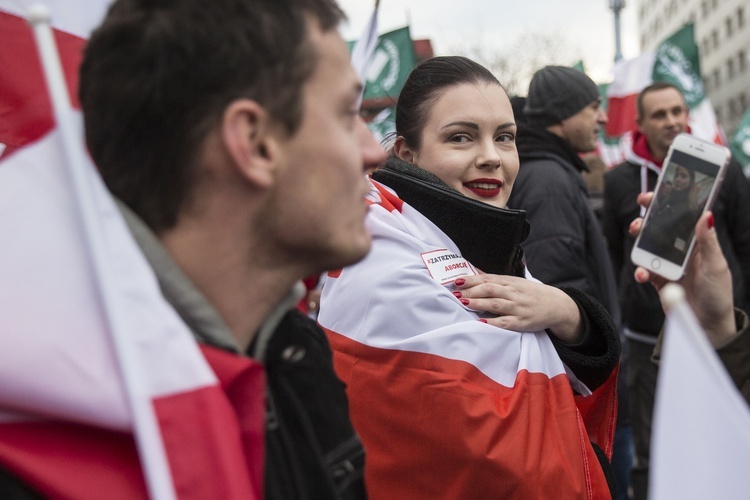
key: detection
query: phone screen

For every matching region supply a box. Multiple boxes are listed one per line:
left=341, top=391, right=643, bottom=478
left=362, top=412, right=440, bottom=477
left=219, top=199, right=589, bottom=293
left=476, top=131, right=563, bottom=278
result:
left=637, top=149, right=720, bottom=265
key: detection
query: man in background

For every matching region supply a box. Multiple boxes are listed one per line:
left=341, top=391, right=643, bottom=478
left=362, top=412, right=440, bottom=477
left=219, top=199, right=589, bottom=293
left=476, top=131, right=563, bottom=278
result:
left=603, top=81, right=750, bottom=499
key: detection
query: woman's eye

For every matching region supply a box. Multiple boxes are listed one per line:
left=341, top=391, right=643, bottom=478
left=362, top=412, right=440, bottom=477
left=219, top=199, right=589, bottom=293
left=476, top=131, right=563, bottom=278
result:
left=449, top=134, right=470, bottom=143
left=496, top=133, right=515, bottom=143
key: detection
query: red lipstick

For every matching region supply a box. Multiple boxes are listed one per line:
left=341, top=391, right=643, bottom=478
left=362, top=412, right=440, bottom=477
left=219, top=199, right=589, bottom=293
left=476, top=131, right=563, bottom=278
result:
left=463, top=178, right=502, bottom=198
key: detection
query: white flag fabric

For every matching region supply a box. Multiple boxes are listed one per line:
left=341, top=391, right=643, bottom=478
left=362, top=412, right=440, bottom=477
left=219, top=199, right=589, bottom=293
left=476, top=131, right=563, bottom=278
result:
left=650, top=287, right=750, bottom=499
left=349, top=0, right=379, bottom=107
left=350, top=1, right=380, bottom=82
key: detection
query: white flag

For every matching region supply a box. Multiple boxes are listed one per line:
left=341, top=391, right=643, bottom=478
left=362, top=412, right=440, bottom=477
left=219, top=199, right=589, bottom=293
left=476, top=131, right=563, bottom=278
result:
left=651, top=286, right=750, bottom=499
left=349, top=0, right=379, bottom=106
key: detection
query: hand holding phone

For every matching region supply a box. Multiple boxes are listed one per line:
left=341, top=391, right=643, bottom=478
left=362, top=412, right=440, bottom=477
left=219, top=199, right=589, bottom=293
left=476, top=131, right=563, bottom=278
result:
left=631, top=133, right=730, bottom=281
left=630, top=203, right=736, bottom=347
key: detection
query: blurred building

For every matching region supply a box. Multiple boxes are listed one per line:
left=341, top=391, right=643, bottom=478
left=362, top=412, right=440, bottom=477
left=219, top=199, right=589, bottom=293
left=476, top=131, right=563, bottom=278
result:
left=637, top=0, right=748, bottom=136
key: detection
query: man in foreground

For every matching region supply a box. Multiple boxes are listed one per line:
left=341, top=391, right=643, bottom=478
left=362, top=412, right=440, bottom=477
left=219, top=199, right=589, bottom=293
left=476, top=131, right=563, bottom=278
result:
left=0, top=0, right=385, bottom=497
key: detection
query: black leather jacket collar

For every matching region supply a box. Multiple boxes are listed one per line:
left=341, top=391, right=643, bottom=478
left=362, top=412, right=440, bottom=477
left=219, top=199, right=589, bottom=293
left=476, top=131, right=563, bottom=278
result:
left=371, top=156, right=529, bottom=277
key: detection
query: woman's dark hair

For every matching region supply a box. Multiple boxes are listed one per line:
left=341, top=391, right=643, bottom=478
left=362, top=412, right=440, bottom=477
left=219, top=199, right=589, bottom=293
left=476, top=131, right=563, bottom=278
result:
left=395, top=56, right=502, bottom=150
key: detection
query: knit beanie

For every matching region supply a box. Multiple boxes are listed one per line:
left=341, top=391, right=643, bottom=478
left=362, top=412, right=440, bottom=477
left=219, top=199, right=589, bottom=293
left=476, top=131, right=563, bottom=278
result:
left=523, top=66, right=600, bottom=127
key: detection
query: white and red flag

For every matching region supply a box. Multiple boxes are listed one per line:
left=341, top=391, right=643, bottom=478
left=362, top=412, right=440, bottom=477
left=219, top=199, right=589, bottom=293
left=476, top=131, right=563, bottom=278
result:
left=0, top=3, right=264, bottom=498
left=318, top=179, right=617, bottom=499
left=650, top=285, right=750, bottom=499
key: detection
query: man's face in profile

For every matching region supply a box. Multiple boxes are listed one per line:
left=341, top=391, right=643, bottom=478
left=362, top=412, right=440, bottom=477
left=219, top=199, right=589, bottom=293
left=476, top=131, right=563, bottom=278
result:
left=265, top=19, right=384, bottom=273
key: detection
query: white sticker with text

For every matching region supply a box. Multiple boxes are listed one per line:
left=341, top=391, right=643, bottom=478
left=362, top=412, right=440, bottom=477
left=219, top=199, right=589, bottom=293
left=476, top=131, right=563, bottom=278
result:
left=421, top=249, right=477, bottom=286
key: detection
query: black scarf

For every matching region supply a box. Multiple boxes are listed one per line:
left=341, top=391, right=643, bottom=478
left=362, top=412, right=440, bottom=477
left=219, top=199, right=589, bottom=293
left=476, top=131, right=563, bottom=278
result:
left=371, top=156, right=530, bottom=277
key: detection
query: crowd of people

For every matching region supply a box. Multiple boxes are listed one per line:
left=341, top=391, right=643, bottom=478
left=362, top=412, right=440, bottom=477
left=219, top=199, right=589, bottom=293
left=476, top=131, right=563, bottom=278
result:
left=1, top=0, right=750, bottom=498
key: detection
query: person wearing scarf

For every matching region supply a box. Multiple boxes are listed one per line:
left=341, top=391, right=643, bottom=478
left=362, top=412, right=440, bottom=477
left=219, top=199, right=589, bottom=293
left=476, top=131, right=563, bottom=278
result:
left=319, top=56, right=620, bottom=499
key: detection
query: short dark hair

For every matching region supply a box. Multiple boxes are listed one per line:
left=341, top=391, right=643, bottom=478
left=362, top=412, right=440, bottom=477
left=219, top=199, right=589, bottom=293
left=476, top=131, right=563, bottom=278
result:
left=395, top=56, right=502, bottom=151
left=80, top=0, right=345, bottom=231
left=636, top=82, right=685, bottom=119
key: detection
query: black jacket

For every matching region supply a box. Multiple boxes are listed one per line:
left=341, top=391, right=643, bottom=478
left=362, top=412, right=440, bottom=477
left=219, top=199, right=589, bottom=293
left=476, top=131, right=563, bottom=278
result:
left=603, top=147, right=750, bottom=337
left=258, top=310, right=366, bottom=500
left=508, top=126, right=622, bottom=328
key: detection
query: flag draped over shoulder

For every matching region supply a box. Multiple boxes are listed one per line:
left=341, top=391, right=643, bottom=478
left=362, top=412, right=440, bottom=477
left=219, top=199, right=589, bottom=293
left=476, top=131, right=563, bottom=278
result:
left=0, top=3, right=264, bottom=498
left=318, top=179, right=616, bottom=499
left=650, top=287, right=750, bottom=499
left=603, top=23, right=724, bottom=166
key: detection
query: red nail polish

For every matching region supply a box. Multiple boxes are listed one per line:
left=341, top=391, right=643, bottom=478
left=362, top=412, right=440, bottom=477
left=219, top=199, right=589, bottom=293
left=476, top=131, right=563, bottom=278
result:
left=455, top=278, right=465, bottom=286
left=707, top=213, right=714, bottom=230
left=460, top=298, right=470, bottom=306
left=452, top=291, right=462, bottom=299
left=479, top=318, right=488, bottom=323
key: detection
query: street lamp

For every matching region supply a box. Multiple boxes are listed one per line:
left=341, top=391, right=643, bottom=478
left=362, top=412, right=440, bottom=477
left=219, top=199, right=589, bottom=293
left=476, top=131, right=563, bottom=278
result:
left=610, top=0, right=626, bottom=62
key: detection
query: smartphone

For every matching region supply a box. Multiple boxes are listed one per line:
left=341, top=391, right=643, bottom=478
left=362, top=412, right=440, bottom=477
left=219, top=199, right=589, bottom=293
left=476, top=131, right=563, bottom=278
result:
left=631, top=133, right=730, bottom=281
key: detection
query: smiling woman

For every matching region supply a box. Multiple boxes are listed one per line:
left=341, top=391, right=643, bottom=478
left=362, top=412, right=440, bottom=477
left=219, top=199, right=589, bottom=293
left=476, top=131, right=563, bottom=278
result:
left=318, top=56, right=620, bottom=499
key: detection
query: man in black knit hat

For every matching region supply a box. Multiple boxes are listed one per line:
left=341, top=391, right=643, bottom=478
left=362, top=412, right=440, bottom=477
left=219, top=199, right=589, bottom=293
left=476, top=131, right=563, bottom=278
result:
left=509, top=66, right=619, bottom=325
left=507, top=66, right=628, bottom=498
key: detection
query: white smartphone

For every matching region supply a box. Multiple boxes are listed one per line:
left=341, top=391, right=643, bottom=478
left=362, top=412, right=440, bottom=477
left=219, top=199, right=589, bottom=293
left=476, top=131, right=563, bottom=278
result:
left=631, top=133, right=730, bottom=281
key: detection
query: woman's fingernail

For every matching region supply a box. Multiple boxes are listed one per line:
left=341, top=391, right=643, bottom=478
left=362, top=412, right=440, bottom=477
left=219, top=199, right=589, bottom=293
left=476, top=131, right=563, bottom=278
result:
left=707, top=213, right=714, bottom=230
left=452, top=291, right=462, bottom=298
left=455, top=278, right=465, bottom=286
left=478, top=318, right=488, bottom=324
left=460, top=298, right=470, bottom=306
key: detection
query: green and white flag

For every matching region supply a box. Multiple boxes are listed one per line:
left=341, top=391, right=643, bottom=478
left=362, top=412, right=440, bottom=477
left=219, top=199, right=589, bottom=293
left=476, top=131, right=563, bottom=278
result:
left=350, top=26, right=417, bottom=101
left=367, top=106, right=396, bottom=145
left=652, top=23, right=706, bottom=109
left=604, top=23, right=723, bottom=166
left=730, top=107, right=750, bottom=176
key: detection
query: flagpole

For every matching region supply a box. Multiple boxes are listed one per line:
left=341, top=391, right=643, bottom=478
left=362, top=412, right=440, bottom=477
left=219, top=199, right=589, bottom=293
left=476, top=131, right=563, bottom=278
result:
left=27, top=5, right=176, bottom=499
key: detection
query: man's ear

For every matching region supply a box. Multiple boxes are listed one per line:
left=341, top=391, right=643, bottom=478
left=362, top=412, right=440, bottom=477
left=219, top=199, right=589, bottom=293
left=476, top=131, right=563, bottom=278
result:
left=221, top=99, right=277, bottom=189
left=393, top=136, right=415, bottom=164
left=635, top=114, right=644, bottom=133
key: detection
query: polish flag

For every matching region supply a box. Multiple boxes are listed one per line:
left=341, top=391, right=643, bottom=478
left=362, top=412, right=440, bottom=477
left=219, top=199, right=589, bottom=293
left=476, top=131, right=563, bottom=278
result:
left=650, top=285, right=750, bottom=498
left=318, top=179, right=617, bottom=499
left=0, top=3, right=264, bottom=498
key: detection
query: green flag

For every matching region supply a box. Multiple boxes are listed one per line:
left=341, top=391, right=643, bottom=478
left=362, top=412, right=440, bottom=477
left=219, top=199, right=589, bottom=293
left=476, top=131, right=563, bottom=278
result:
left=730, top=108, right=750, bottom=172
left=349, top=26, right=417, bottom=101
left=652, top=23, right=705, bottom=108
left=367, top=106, right=396, bottom=144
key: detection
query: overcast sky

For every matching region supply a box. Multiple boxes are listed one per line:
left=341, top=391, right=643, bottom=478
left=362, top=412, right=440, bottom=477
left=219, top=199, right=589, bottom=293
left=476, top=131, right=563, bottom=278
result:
left=337, top=0, right=640, bottom=85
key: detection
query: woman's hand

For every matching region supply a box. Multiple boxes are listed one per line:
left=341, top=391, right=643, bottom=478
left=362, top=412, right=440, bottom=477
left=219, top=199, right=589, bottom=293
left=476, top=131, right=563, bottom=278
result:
left=629, top=192, right=736, bottom=347
left=453, top=274, right=583, bottom=343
